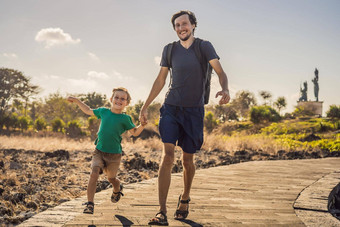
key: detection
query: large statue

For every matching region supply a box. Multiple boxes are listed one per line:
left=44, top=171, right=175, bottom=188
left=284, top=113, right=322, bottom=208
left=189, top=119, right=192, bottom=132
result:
left=299, top=81, right=308, bottom=102
left=312, top=68, right=319, bottom=101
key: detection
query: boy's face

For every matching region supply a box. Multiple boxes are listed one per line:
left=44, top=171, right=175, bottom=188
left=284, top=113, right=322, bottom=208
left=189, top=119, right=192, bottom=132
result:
left=174, top=14, right=195, bottom=41
left=110, top=91, right=128, bottom=110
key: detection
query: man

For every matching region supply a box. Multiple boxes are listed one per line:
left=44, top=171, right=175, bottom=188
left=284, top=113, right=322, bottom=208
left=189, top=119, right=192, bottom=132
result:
left=139, top=10, right=230, bottom=225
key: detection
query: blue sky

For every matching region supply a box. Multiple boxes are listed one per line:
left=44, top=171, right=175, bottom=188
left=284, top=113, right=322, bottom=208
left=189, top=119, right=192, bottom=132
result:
left=1, top=0, right=339, bottom=114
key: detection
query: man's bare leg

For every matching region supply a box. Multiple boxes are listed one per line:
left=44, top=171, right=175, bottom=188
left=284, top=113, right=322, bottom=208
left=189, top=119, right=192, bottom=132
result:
left=158, top=143, right=175, bottom=214
left=176, top=152, right=195, bottom=218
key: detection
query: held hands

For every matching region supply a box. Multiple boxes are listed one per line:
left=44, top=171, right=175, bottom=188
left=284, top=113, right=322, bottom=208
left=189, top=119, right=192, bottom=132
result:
left=215, top=90, right=230, bottom=105
left=139, top=107, right=148, bottom=126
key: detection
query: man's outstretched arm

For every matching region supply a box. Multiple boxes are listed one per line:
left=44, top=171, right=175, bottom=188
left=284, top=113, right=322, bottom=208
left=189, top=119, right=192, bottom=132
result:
left=209, top=59, right=230, bottom=105
left=139, top=67, right=169, bottom=124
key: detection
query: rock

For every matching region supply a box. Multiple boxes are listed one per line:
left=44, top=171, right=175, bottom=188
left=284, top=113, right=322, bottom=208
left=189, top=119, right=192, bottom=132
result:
left=48, top=161, right=58, bottom=168
left=23, top=211, right=35, bottom=219
left=285, top=151, right=306, bottom=159
left=44, top=150, right=70, bottom=161
left=39, top=160, right=48, bottom=167
left=58, top=198, right=70, bottom=203
left=4, top=178, right=16, bottom=186
left=0, top=160, right=4, bottom=169
left=310, top=151, right=321, bottom=158
left=123, top=153, right=159, bottom=171
left=9, top=162, right=22, bottom=170
left=300, top=133, right=321, bottom=142
left=26, top=201, right=38, bottom=210
left=0, top=204, right=13, bottom=216
left=131, top=128, right=160, bottom=142
left=234, top=150, right=251, bottom=161
left=3, top=149, right=22, bottom=156
left=277, top=150, right=286, bottom=157
left=12, top=193, right=26, bottom=204
left=96, top=180, right=110, bottom=192
left=22, top=183, right=35, bottom=195
left=172, top=160, right=183, bottom=173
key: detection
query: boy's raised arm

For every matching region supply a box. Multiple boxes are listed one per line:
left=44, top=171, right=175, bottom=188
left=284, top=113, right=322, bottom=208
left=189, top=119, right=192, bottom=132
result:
left=67, top=96, right=94, bottom=116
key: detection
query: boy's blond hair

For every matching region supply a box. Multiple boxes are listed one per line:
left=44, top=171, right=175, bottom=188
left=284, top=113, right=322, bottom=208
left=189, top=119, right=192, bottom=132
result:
left=111, top=87, right=131, bottom=105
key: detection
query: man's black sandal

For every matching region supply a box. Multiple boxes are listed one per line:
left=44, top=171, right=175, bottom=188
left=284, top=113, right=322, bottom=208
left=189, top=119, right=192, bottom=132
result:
left=148, top=211, right=169, bottom=226
left=174, top=195, right=190, bottom=220
left=83, top=201, right=94, bottom=214
left=111, top=184, right=124, bottom=203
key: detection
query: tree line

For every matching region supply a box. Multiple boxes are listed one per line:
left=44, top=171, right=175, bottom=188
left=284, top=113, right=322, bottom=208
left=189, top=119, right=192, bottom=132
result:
left=1, top=67, right=339, bottom=136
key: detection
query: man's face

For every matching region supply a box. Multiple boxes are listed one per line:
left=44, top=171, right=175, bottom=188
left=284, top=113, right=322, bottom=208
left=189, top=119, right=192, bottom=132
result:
left=174, top=14, right=195, bottom=41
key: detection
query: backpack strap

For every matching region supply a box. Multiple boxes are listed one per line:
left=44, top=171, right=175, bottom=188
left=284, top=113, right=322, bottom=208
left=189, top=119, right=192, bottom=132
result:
left=166, top=42, right=175, bottom=69
left=166, top=41, right=176, bottom=88
left=193, top=38, right=209, bottom=74
left=193, top=38, right=213, bottom=104
left=193, top=38, right=204, bottom=68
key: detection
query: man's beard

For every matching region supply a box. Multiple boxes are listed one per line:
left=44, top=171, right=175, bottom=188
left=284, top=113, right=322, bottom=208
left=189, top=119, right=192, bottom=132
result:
left=179, top=31, right=192, bottom=41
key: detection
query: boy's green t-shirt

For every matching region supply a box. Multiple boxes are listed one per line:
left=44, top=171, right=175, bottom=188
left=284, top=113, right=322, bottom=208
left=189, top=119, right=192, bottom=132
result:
left=93, top=107, right=135, bottom=154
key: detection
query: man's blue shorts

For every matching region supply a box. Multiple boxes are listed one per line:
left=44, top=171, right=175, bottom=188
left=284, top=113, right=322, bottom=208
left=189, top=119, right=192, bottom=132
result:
left=158, top=103, right=204, bottom=154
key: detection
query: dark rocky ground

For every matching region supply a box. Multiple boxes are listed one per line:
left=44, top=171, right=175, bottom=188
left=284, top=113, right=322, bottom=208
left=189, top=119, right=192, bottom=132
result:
left=1, top=147, right=339, bottom=225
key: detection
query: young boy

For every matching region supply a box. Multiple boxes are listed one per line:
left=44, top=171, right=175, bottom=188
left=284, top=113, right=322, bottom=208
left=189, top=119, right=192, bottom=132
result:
left=67, top=87, right=146, bottom=214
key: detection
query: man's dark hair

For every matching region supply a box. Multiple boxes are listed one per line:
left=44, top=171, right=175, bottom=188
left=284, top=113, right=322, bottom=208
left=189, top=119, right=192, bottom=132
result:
left=171, top=10, right=197, bottom=32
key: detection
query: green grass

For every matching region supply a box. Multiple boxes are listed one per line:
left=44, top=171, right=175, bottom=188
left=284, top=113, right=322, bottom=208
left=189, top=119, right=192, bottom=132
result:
left=216, top=118, right=340, bottom=152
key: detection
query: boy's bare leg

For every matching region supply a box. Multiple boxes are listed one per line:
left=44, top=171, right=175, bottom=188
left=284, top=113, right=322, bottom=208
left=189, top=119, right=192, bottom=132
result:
left=106, top=154, right=122, bottom=192
left=176, top=152, right=195, bottom=218
left=87, top=167, right=100, bottom=202
left=158, top=143, right=175, bottom=214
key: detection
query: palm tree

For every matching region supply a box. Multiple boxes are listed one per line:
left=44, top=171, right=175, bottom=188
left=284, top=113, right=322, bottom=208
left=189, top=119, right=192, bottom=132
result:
left=259, top=90, right=272, bottom=106
left=274, top=96, right=287, bottom=115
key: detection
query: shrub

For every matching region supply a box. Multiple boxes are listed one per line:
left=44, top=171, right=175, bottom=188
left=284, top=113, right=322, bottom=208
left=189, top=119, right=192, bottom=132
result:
left=326, top=105, right=340, bottom=119
left=34, top=117, right=47, bottom=131
left=66, top=120, right=83, bottom=138
left=2, top=113, right=19, bottom=130
left=292, top=106, right=314, bottom=117
left=250, top=106, right=281, bottom=124
left=51, top=117, right=65, bottom=132
left=204, top=111, right=219, bottom=132
left=317, top=121, right=334, bottom=133
left=18, top=116, right=30, bottom=131
left=88, top=116, right=100, bottom=139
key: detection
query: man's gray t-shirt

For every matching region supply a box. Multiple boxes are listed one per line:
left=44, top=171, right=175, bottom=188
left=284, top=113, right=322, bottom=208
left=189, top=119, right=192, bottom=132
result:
left=160, top=39, right=219, bottom=107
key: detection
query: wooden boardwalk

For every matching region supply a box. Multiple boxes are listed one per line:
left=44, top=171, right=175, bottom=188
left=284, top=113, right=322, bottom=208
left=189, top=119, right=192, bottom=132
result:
left=19, top=158, right=340, bottom=226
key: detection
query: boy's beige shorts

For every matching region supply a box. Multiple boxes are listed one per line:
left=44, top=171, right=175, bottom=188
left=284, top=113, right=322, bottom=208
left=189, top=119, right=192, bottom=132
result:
left=90, top=149, right=121, bottom=174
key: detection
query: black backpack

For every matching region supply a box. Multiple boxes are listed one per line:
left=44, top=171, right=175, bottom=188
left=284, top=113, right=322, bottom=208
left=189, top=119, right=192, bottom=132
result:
left=166, top=38, right=213, bottom=105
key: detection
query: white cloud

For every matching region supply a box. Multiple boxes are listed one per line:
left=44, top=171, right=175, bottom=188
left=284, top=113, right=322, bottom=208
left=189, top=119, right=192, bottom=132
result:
left=40, top=74, right=60, bottom=79
left=88, top=71, right=109, bottom=79
left=154, top=56, right=161, bottom=65
left=88, top=52, right=100, bottom=62
left=35, top=28, right=81, bottom=49
left=66, top=78, right=98, bottom=91
left=50, top=75, right=60, bottom=79
left=3, top=53, right=18, bottom=59
left=113, top=70, right=122, bottom=76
